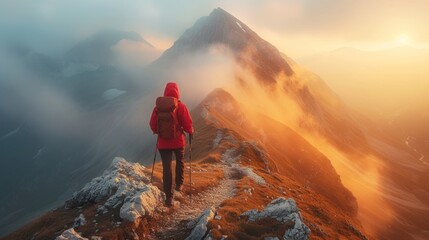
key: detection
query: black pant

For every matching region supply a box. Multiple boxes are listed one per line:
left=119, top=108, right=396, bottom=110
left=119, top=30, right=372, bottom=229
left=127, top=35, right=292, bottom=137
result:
left=159, top=148, right=185, bottom=200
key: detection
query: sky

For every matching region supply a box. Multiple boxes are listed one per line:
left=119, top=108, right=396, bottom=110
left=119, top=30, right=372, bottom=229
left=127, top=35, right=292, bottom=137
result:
left=1, top=0, right=429, bottom=58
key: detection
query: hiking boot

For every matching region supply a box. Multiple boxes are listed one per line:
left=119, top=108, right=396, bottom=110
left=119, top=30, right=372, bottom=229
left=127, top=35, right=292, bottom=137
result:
left=165, top=198, right=173, bottom=207
left=175, top=184, right=183, bottom=192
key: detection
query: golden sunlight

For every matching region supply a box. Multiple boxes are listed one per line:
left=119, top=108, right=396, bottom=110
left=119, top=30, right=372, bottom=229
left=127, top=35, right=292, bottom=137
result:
left=396, top=34, right=411, bottom=45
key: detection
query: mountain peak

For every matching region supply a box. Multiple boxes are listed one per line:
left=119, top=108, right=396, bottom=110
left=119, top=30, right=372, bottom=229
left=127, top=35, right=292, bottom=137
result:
left=209, top=7, right=231, bottom=17
left=154, top=8, right=293, bottom=85
left=165, top=7, right=252, bottom=52
left=207, top=7, right=243, bottom=26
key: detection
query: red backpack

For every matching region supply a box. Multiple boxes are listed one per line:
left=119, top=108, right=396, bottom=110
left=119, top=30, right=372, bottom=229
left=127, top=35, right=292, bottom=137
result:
left=156, top=96, right=180, bottom=139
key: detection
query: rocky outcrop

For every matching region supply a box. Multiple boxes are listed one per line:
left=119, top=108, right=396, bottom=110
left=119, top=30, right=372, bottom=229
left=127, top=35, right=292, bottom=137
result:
left=242, top=197, right=310, bottom=240
left=120, top=184, right=163, bottom=222
left=66, top=157, right=164, bottom=222
left=186, top=207, right=215, bottom=240
left=55, top=228, right=88, bottom=240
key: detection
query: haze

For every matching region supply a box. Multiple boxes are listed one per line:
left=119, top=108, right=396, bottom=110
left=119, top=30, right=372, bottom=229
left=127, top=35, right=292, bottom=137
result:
left=298, top=47, right=429, bottom=120
left=1, top=1, right=429, bottom=239
left=3, top=0, right=428, bottom=119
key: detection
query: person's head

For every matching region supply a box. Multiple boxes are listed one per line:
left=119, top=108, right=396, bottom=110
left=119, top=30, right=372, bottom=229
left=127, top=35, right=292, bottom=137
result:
left=164, top=82, right=179, bottom=99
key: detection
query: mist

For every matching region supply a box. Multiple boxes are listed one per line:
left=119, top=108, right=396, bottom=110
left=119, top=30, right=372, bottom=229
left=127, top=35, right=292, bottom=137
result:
left=298, top=47, right=429, bottom=119
left=198, top=51, right=429, bottom=239
left=0, top=48, right=85, bottom=137
left=0, top=3, right=245, bottom=234
left=2, top=1, right=429, bottom=238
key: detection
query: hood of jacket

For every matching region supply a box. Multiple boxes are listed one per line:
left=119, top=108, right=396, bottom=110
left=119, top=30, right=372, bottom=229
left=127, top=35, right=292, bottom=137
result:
left=164, top=82, right=180, bottom=99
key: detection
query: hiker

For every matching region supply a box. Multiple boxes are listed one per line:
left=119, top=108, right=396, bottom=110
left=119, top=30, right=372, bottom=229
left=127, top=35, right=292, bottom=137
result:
left=149, top=82, right=194, bottom=207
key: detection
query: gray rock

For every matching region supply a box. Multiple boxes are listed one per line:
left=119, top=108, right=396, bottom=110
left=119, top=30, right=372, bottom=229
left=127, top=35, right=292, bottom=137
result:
left=66, top=158, right=164, bottom=223
left=73, top=214, right=86, bottom=228
left=241, top=197, right=310, bottom=240
left=55, top=228, right=88, bottom=240
left=185, top=207, right=215, bottom=240
left=119, top=185, right=163, bottom=221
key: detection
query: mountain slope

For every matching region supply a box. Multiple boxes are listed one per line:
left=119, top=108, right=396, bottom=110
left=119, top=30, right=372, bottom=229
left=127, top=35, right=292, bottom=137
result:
left=151, top=7, right=366, bottom=155
left=148, top=8, right=429, bottom=239
left=4, top=88, right=368, bottom=240
left=194, top=89, right=357, bottom=214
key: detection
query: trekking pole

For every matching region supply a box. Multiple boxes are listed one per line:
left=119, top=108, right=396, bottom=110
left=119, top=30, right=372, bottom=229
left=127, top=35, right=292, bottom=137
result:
left=189, top=133, right=193, bottom=204
left=150, top=137, right=158, bottom=183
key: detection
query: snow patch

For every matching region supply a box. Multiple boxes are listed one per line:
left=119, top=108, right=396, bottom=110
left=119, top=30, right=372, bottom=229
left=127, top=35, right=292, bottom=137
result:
left=186, top=207, right=215, bottom=240
left=33, top=147, right=44, bottom=159
left=242, top=197, right=310, bottom=240
left=236, top=22, right=246, bottom=32
left=102, top=88, right=126, bottom=100
left=55, top=228, right=88, bottom=240
left=68, top=157, right=164, bottom=221
left=0, top=125, right=22, bottom=140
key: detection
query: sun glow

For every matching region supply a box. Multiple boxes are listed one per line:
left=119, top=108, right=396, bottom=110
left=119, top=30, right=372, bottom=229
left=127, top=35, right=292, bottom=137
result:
left=396, top=34, right=411, bottom=45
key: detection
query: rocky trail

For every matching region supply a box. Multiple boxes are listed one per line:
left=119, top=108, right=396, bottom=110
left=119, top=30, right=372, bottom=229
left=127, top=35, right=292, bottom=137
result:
left=152, top=146, right=241, bottom=240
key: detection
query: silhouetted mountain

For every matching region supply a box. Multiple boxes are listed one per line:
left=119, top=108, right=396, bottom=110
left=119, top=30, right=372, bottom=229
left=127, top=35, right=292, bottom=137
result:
left=152, top=7, right=366, bottom=155
left=65, top=29, right=151, bottom=65
left=5, top=43, right=63, bottom=78
left=154, top=7, right=293, bottom=86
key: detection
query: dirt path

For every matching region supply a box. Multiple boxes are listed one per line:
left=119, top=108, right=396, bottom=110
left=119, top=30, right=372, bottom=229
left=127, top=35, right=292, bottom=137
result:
left=152, top=147, right=240, bottom=240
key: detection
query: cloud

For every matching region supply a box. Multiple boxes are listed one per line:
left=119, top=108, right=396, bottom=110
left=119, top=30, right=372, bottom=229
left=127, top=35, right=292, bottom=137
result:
left=219, top=0, right=429, bottom=40
left=0, top=1, right=216, bottom=55
left=2, top=0, right=429, bottom=58
left=0, top=48, right=85, bottom=138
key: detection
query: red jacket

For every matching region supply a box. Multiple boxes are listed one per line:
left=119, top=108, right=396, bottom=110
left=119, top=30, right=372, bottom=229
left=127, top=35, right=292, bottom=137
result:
left=150, top=82, right=194, bottom=149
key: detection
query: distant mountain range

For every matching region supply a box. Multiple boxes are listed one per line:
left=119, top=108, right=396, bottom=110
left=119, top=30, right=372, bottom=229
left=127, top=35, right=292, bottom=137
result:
left=0, top=29, right=157, bottom=236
